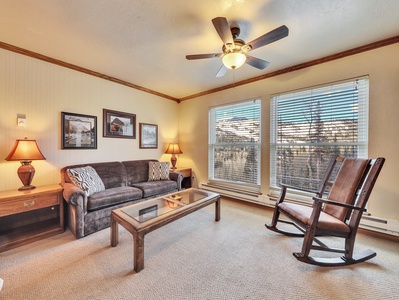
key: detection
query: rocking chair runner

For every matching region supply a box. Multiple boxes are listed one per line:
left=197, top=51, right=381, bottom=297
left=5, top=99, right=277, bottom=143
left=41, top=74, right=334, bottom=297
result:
left=266, top=156, right=385, bottom=266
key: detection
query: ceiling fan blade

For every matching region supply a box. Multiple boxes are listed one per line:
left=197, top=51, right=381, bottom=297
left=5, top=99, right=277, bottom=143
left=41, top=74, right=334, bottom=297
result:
left=216, top=64, right=228, bottom=77
left=247, top=25, right=289, bottom=51
left=246, top=55, right=270, bottom=70
left=212, top=17, right=234, bottom=50
left=186, top=53, right=222, bottom=60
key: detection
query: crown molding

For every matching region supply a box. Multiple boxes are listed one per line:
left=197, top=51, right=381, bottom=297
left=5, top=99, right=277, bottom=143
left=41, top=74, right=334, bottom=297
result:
left=0, top=41, right=180, bottom=103
left=1, top=35, right=398, bottom=103
left=179, top=35, right=399, bottom=101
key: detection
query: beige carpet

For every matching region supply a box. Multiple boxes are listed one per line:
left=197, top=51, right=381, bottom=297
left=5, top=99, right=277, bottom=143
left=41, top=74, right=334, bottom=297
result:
left=1, top=198, right=398, bottom=300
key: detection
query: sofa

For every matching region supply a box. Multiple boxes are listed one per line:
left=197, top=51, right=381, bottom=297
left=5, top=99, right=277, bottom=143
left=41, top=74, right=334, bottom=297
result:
left=60, top=159, right=183, bottom=239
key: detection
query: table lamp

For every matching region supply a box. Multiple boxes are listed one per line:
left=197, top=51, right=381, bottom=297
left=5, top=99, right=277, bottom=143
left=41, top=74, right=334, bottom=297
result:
left=165, top=143, right=182, bottom=169
left=5, top=138, right=46, bottom=191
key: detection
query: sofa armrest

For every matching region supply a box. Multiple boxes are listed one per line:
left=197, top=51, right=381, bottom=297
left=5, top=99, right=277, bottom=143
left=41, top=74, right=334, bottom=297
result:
left=60, top=182, right=88, bottom=239
left=61, top=182, right=86, bottom=206
left=169, top=172, right=184, bottom=190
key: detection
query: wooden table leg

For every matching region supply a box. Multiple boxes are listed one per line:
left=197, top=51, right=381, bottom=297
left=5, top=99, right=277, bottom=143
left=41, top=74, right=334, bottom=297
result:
left=215, top=197, right=220, bottom=221
left=133, top=232, right=145, bottom=273
left=110, top=213, right=119, bottom=247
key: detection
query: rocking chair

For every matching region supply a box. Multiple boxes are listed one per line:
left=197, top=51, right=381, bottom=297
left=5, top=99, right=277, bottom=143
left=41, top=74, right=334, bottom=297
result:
left=266, top=156, right=385, bottom=266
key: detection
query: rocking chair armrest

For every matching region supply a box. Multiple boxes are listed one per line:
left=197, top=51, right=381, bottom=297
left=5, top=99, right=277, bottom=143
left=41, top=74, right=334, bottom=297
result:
left=274, top=184, right=318, bottom=206
left=312, top=196, right=365, bottom=211
left=279, top=183, right=318, bottom=195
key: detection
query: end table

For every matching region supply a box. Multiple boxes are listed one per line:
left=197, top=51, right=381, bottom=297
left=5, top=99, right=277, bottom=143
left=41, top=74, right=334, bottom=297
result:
left=0, top=184, right=64, bottom=252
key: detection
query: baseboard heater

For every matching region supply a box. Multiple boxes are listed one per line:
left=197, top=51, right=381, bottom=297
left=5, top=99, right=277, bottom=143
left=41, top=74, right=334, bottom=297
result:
left=199, top=182, right=266, bottom=206
left=359, top=215, right=399, bottom=237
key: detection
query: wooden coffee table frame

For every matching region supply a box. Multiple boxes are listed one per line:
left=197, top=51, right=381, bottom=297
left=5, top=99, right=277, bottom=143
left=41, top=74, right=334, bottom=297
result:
left=110, top=189, right=220, bottom=273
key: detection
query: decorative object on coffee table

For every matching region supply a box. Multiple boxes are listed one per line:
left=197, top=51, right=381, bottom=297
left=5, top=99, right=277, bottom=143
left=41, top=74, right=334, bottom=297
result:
left=5, top=138, right=46, bottom=190
left=165, top=143, right=183, bottom=169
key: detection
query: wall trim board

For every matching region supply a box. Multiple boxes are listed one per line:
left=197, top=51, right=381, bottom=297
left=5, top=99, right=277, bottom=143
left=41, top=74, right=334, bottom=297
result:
left=0, top=41, right=180, bottom=103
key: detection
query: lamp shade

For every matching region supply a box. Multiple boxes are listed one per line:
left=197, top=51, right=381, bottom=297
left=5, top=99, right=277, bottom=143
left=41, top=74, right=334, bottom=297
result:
left=165, top=143, right=183, bottom=155
left=222, top=52, right=247, bottom=69
left=5, top=139, right=46, bottom=161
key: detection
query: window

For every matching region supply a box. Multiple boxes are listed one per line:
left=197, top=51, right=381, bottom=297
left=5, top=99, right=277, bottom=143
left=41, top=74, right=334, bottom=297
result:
left=270, top=77, right=369, bottom=192
left=209, top=99, right=261, bottom=189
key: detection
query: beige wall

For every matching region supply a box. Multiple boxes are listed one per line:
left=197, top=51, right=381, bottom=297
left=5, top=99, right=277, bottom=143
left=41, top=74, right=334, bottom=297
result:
left=1, top=44, right=398, bottom=222
left=0, top=49, right=179, bottom=191
left=178, top=43, right=399, bottom=221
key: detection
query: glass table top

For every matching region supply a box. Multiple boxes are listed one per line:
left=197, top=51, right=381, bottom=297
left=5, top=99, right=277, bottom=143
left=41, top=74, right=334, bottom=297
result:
left=121, top=189, right=211, bottom=223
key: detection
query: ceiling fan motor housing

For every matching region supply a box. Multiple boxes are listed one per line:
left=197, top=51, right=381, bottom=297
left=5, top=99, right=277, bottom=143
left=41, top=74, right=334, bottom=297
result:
left=222, top=39, right=250, bottom=55
left=231, top=27, right=240, bottom=39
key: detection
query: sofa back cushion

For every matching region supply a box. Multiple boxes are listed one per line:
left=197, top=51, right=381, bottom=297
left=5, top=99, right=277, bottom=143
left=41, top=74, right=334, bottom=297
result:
left=61, top=161, right=127, bottom=189
left=122, top=159, right=158, bottom=185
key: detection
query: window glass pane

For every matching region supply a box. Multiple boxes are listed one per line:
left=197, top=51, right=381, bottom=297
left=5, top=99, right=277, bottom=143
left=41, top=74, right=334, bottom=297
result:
left=270, top=77, right=368, bottom=192
left=209, top=99, right=261, bottom=187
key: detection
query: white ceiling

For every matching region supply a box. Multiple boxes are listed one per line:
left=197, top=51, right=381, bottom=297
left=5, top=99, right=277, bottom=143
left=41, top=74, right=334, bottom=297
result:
left=1, top=0, right=399, bottom=100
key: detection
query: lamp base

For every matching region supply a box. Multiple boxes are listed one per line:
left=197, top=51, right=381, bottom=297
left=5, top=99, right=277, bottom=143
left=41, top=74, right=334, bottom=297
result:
left=18, top=185, right=36, bottom=191
left=170, top=154, right=177, bottom=169
left=17, top=161, right=36, bottom=191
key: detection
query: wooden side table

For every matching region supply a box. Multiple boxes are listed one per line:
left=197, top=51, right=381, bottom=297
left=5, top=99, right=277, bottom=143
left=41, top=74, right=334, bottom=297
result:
left=0, top=184, right=64, bottom=252
left=171, top=167, right=192, bottom=189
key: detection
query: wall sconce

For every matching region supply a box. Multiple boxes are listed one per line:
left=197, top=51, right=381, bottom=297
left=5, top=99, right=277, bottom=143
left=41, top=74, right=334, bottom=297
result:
left=5, top=138, right=46, bottom=191
left=165, top=143, right=183, bottom=169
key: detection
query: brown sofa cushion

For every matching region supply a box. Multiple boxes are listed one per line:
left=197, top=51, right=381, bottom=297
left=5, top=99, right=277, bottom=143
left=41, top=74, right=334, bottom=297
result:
left=87, top=186, right=142, bottom=211
left=131, top=180, right=177, bottom=198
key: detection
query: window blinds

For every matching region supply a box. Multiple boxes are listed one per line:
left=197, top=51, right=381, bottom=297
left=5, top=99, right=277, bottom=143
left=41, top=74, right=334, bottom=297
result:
left=270, top=77, right=369, bottom=191
left=209, top=99, right=261, bottom=187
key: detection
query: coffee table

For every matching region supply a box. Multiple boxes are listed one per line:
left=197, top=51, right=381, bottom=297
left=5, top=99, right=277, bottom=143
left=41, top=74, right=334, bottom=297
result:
left=110, top=188, right=220, bottom=272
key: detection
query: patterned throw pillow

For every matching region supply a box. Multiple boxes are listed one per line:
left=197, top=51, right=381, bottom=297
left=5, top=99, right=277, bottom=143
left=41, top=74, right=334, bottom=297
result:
left=148, top=162, right=170, bottom=181
left=67, top=166, right=105, bottom=196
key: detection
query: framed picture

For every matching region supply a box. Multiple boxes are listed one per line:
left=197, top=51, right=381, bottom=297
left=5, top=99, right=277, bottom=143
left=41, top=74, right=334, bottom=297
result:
left=139, top=204, right=158, bottom=222
left=103, top=109, right=136, bottom=139
left=61, top=112, right=97, bottom=149
left=139, top=123, right=158, bottom=149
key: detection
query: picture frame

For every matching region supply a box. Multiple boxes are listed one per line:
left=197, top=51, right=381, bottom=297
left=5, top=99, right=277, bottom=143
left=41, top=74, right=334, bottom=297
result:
left=139, top=123, right=158, bottom=149
left=61, top=112, right=97, bottom=149
left=103, top=109, right=136, bottom=139
left=139, top=204, right=158, bottom=222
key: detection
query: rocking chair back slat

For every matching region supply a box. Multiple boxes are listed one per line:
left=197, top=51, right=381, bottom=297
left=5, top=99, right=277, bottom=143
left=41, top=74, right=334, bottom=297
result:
left=348, top=158, right=385, bottom=230
left=323, top=158, right=369, bottom=221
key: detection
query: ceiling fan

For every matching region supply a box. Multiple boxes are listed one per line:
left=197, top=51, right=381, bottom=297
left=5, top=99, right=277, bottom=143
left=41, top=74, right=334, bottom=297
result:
left=186, top=17, right=289, bottom=77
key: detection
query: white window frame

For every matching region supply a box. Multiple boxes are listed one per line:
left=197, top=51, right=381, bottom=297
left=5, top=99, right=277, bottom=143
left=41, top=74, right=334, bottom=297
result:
left=208, top=98, right=261, bottom=191
left=270, top=76, right=369, bottom=194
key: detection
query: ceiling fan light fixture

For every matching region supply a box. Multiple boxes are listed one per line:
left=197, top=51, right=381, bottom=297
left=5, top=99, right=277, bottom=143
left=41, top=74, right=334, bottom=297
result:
left=222, top=52, right=246, bottom=69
